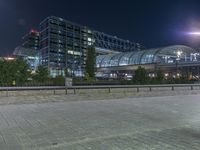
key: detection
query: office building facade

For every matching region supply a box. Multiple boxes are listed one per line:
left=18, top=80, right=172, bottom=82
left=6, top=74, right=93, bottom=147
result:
left=39, top=16, right=144, bottom=77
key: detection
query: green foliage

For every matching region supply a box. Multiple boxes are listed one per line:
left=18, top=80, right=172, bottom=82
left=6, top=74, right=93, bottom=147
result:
left=15, top=59, right=31, bottom=84
left=133, top=66, right=149, bottom=84
left=167, top=76, right=190, bottom=84
left=182, top=71, right=191, bottom=81
left=53, top=75, right=65, bottom=85
left=0, top=58, right=30, bottom=86
left=156, top=68, right=164, bottom=82
left=85, top=46, right=96, bottom=78
left=33, top=65, right=49, bottom=82
left=132, top=67, right=192, bottom=85
left=84, top=73, right=95, bottom=83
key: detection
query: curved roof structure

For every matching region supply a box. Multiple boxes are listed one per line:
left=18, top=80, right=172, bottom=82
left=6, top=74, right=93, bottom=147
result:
left=96, top=45, right=197, bottom=68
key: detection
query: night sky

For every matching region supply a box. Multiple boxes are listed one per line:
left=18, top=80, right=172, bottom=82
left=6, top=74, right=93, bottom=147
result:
left=1, top=0, right=200, bottom=56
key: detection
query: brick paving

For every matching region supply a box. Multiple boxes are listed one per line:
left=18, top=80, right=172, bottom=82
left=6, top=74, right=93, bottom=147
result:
left=0, top=95, right=200, bottom=149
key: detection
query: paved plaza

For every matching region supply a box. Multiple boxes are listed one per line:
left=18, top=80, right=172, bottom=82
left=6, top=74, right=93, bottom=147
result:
left=1, top=94, right=200, bottom=149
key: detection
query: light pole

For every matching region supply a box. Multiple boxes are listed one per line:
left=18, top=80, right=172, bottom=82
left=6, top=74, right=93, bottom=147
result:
left=186, top=31, right=200, bottom=81
left=65, top=67, right=72, bottom=87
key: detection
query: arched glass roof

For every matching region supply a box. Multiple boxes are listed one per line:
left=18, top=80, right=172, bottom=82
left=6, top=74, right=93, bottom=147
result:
left=96, top=45, right=197, bottom=68
left=140, top=48, right=160, bottom=64
left=99, top=54, right=114, bottom=67
left=129, top=51, right=145, bottom=65
left=118, top=52, right=133, bottom=66
left=110, top=53, right=125, bottom=66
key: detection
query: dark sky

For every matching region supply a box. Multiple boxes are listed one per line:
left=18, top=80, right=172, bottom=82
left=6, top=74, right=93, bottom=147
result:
left=1, top=0, right=200, bottom=56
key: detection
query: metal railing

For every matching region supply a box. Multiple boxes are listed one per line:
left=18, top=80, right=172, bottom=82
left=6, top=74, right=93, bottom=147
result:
left=0, top=84, right=200, bottom=96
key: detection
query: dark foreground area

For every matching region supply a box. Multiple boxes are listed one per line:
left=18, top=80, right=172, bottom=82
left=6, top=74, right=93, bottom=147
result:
left=0, top=95, right=200, bottom=149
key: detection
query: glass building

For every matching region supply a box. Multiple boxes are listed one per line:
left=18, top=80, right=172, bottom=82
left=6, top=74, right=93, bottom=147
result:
left=13, top=46, right=40, bottom=72
left=96, top=45, right=200, bottom=79
left=96, top=45, right=198, bottom=68
left=13, top=29, right=40, bottom=72
left=39, top=16, right=144, bottom=77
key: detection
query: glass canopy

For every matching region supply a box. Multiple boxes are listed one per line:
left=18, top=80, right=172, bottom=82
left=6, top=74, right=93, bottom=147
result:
left=96, top=45, right=197, bottom=68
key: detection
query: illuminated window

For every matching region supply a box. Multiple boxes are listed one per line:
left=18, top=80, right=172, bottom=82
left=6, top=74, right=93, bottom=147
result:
left=74, top=51, right=82, bottom=56
left=88, top=38, right=92, bottom=42
left=68, top=50, right=73, bottom=54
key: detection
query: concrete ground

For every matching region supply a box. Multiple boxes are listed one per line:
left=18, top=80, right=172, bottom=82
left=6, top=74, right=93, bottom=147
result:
left=0, top=95, right=200, bottom=149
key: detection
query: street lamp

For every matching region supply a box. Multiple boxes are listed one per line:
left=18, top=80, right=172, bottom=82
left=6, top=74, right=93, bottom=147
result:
left=175, top=50, right=183, bottom=78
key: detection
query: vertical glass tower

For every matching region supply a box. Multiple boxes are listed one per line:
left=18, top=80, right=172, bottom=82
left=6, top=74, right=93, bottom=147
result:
left=22, top=29, right=40, bottom=51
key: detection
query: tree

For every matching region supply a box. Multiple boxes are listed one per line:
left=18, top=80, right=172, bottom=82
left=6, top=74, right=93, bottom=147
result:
left=85, top=46, right=96, bottom=79
left=33, top=65, right=49, bottom=82
left=0, top=58, right=30, bottom=86
left=178, top=71, right=190, bottom=84
left=15, top=59, right=31, bottom=85
left=133, top=66, right=148, bottom=84
left=0, top=60, right=11, bottom=85
left=155, top=68, right=164, bottom=83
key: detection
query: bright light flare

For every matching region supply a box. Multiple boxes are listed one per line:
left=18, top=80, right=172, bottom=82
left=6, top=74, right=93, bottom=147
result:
left=177, top=51, right=182, bottom=56
left=187, top=32, right=200, bottom=35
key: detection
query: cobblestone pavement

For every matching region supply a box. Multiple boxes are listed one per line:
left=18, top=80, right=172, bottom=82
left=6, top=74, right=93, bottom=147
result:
left=1, top=95, right=200, bottom=149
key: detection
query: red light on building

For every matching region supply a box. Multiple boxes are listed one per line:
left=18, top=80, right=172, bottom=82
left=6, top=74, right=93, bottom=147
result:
left=30, top=29, right=39, bottom=34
